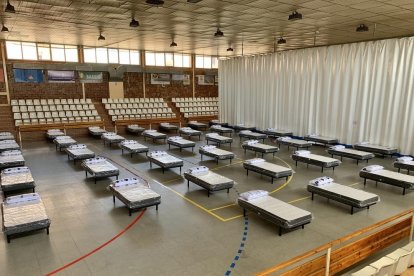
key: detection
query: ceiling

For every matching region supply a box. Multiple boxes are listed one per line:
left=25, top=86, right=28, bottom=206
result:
left=1, top=0, right=414, bottom=56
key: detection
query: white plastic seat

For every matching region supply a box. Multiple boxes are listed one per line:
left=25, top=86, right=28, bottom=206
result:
left=386, top=248, right=414, bottom=275
left=60, top=99, right=67, bottom=104
left=12, top=106, right=19, bottom=113
left=13, top=113, right=21, bottom=120
left=102, top=98, right=108, bottom=104
left=11, top=100, right=18, bottom=106
left=370, top=257, right=396, bottom=276
left=86, top=98, right=92, bottom=104
left=18, top=99, right=26, bottom=105
left=402, top=241, right=414, bottom=267
left=74, top=99, right=80, bottom=104
left=57, top=111, right=65, bottom=118
left=67, top=99, right=74, bottom=104
left=27, top=106, right=35, bottom=112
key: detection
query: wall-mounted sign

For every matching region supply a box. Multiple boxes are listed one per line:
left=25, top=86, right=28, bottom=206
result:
left=13, top=69, right=44, bottom=83
left=48, top=70, right=75, bottom=83
left=183, top=74, right=190, bottom=85
left=197, top=75, right=215, bottom=85
left=79, top=71, right=103, bottom=83
left=150, top=73, right=170, bottom=85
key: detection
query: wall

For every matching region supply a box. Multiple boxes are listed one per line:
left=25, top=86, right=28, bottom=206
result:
left=123, top=70, right=218, bottom=100
left=7, top=64, right=110, bottom=100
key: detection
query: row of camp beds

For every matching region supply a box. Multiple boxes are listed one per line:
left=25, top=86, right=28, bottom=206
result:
left=0, top=134, right=51, bottom=243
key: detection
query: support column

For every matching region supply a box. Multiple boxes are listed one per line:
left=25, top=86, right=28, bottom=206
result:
left=1, top=41, right=10, bottom=104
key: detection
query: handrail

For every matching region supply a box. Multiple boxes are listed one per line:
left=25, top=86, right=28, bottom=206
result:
left=256, top=208, right=414, bottom=276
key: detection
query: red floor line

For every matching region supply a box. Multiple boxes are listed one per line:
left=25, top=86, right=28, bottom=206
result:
left=45, top=210, right=146, bottom=276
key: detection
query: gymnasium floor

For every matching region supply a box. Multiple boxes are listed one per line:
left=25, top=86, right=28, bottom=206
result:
left=0, top=130, right=412, bottom=276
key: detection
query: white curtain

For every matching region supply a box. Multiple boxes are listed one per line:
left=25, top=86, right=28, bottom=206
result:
left=219, top=37, right=414, bottom=155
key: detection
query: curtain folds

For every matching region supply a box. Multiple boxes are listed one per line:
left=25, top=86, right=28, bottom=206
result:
left=218, top=37, right=414, bottom=154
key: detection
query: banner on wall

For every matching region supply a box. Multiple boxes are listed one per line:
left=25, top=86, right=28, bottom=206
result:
left=79, top=71, right=103, bottom=83
left=48, top=70, right=75, bottom=83
left=197, top=75, right=215, bottom=85
left=150, top=73, right=170, bottom=85
left=13, top=69, right=44, bottom=83
left=172, top=74, right=184, bottom=81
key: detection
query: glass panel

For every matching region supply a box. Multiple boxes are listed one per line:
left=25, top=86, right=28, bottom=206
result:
left=108, top=49, right=119, bottom=64
left=21, top=42, right=37, bottom=60
left=165, top=53, right=174, bottom=66
left=65, top=46, right=78, bottom=62
left=145, top=52, right=155, bottom=66
left=130, top=50, right=140, bottom=65
left=83, top=48, right=96, bottom=63
left=96, top=48, right=108, bottom=64
left=155, top=52, right=164, bottom=66
left=204, top=56, right=212, bottom=68
left=182, top=54, right=191, bottom=68
left=37, top=44, right=51, bottom=60
left=51, top=44, right=65, bottom=61
left=211, top=57, right=219, bottom=69
left=5, top=41, right=22, bottom=59
left=119, top=49, right=130, bottom=64
left=195, top=55, right=204, bottom=68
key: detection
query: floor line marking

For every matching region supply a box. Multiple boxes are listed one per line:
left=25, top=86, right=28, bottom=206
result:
left=209, top=203, right=237, bottom=212
left=223, top=215, right=244, bottom=222
left=45, top=210, right=146, bottom=276
left=225, top=216, right=249, bottom=275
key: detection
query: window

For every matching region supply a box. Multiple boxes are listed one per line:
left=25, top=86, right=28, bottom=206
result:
left=83, top=47, right=140, bottom=65
left=195, top=55, right=219, bottom=69
left=145, top=52, right=191, bottom=67
left=5, top=41, right=79, bottom=62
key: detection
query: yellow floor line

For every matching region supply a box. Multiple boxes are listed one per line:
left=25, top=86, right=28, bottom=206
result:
left=210, top=160, right=244, bottom=171
left=288, top=196, right=311, bottom=204
left=269, top=176, right=292, bottom=195
left=162, top=177, right=183, bottom=184
left=223, top=215, right=244, bottom=222
left=209, top=203, right=237, bottom=212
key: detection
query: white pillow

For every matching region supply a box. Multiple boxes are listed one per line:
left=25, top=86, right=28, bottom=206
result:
left=189, top=121, right=197, bottom=123
left=362, top=165, right=384, bottom=172
left=121, top=140, right=138, bottom=145
left=245, top=140, right=259, bottom=145
left=359, top=141, right=369, bottom=145
left=55, top=136, right=72, bottom=140
left=206, top=133, right=219, bottom=137
left=245, top=158, right=265, bottom=164
left=149, top=151, right=167, bottom=157
left=84, top=157, right=107, bottom=164
left=308, top=133, right=318, bottom=137
left=180, top=127, right=192, bottom=131
left=239, top=190, right=268, bottom=201
left=128, top=124, right=139, bottom=127
left=143, top=129, right=157, bottom=133
left=112, top=177, right=146, bottom=188
left=266, top=128, right=276, bottom=131
left=240, top=130, right=252, bottom=134
left=0, top=140, right=17, bottom=144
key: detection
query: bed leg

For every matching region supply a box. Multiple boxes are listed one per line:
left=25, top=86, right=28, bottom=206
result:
left=156, top=204, right=159, bottom=211
left=364, top=178, right=366, bottom=185
left=94, top=177, right=97, bottom=184
left=150, top=162, right=152, bottom=169
left=230, top=158, right=232, bottom=164
left=321, top=167, right=323, bottom=173
left=67, top=155, right=69, bottom=160
left=216, top=159, right=219, bottom=164
left=129, top=209, right=132, bottom=216
left=116, top=175, right=118, bottom=180
left=131, top=153, right=133, bottom=158
left=311, top=193, right=314, bottom=200
left=169, top=144, right=170, bottom=150
left=375, top=181, right=377, bottom=187
left=180, top=148, right=182, bottom=152
left=187, top=180, right=190, bottom=188
left=7, top=235, right=10, bottom=243
left=246, top=169, right=248, bottom=176
left=403, top=188, right=406, bottom=195
left=279, top=228, right=282, bottom=236
left=46, top=227, right=49, bottom=235
left=85, top=170, right=87, bottom=177
left=207, top=190, right=210, bottom=197
left=207, top=140, right=209, bottom=145
left=367, top=159, right=369, bottom=163
left=33, top=187, right=35, bottom=192
left=179, top=166, right=182, bottom=174
left=302, top=225, right=305, bottom=229
left=243, top=209, right=246, bottom=217
left=244, top=149, right=246, bottom=154
left=351, top=206, right=354, bottom=215
left=262, top=153, right=264, bottom=158
left=162, top=168, right=164, bottom=174
left=356, top=160, right=358, bottom=165
left=227, top=188, right=230, bottom=194
left=113, top=195, right=115, bottom=204
left=271, top=177, right=274, bottom=184
left=295, top=161, right=297, bottom=166
left=201, top=154, right=203, bottom=161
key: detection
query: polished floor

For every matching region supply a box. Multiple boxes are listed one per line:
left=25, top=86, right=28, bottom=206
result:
left=0, top=130, right=413, bottom=276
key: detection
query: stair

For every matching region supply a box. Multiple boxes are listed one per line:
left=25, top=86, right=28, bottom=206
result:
left=0, top=105, right=17, bottom=136
left=166, top=101, right=184, bottom=124
left=93, top=102, right=114, bottom=132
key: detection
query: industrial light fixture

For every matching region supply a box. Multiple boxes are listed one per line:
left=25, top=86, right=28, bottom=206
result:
left=214, top=28, right=224, bottom=37
left=356, top=24, right=369, bottom=32
left=130, top=18, right=139, bottom=27
left=277, top=37, right=286, bottom=44
left=288, top=11, right=302, bottom=21
left=1, top=25, right=9, bottom=32
left=98, top=33, right=105, bottom=41
left=146, top=0, right=164, bottom=5
left=226, top=47, right=233, bottom=51
left=170, top=40, right=177, bottom=47
left=5, top=1, right=15, bottom=13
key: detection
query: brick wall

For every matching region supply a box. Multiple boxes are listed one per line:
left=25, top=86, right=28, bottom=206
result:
left=123, top=71, right=218, bottom=100
left=7, top=65, right=109, bottom=100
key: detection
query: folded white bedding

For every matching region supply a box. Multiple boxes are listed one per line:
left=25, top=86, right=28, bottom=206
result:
left=330, top=145, right=345, bottom=150
left=1, top=166, right=30, bottom=175
left=243, top=140, right=259, bottom=145
left=1, top=150, right=22, bottom=156
left=397, top=156, right=413, bottom=163
left=84, top=157, right=107, bottom=164
left=308, top=133, right=318, bottom=137
left=239, top=190, right=268, bottom=201
left=5, top=193, right=41, bottom=206
left=168, top=136, right=183, bottom=141
left=240, top=130, right=252, bottom=134
left=245, top=158, right=265, bottom=164
left=295, top=150, right=311, bottom=157
left=149, top=151, right=167, bottom=157
left=68, top=144, right=87, bottom=150
left=121, top=140, right=138, bottom=145
left=309, top=176, right=334, bottom=187
left=277, top=136, right=292, bottom=142
left=359, top=141, right=369, bottom=145
left=112, top=177, right=147, bottom=188
left=200, top=145, right=216, bottom=152
left=206, top=133, right=219, bottom=137
left=362, top=165, right=384, bottom=172
left=143, top=129, right=157, bottom=133
left=188, top=166, right=209, bottom=174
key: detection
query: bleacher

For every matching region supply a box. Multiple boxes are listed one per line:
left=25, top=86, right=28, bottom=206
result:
left=172, top=97, right=219, bottom=118
left=11, top=99, right=101, bottom=126
left=102, top=98, right=176, bottom=121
